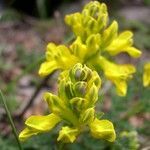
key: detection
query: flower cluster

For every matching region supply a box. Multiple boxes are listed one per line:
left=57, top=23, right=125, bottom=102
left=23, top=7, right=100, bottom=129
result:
left=39, top=1, right=141, bottom=96
left=19, top=0, right=142, bottom=144
left=19, top=63, right=116, bottom=143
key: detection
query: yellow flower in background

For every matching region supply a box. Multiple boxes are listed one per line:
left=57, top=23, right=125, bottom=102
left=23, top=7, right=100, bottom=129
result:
left=39, top=1, right=141, bottom=96
left=143, top=62, right=150, bottom=87
left=20, top=63, right=116, bottom=143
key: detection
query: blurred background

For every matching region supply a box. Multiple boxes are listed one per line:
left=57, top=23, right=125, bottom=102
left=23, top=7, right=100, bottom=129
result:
left=0, top=0, right=150, bottom=149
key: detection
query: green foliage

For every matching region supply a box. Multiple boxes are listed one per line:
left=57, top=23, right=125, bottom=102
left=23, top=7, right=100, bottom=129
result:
left=144, top=0, right=150, bottom=6
left=0, top=9, right=22, bottom=22
left=16, top=45, right=43, bottom=70
left=0, top=136, right=18, bottom=150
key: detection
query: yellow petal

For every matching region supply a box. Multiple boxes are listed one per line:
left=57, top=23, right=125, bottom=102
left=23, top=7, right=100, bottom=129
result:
left=113, top=80, right=127, bottom=96
left=57, top=126, right=79, bottom=143
left=85, top=83, right=99, bottom=106
left=44, top=92, right=79, bottom=126
left=19, top=113, right=61, bottom=141
left=90, top=118, right=116, bottom=142
left=19, top=127, right=39, bottom=141
left=106, top=31, right=132, bottom=53
left=86, top=34, right=101, bottom=58
left=46, top=43, right=57, bottom=60
left=25, top=113, right=61, bottom=131
left=99, top=56, right=136, bottom=96
left=143, top=62, right=150, bottom=87
left=102, top=21, right=118, bottom=48
left=65, top=13, right=84, bottom=38
left=118, top=31, right=133, bottom=40
left=44, top=92, right=65, bottom=114
left=70, top=36, right=88, bottom=60
left=106, top=31, right=141, bottom=58
left=39, top=43, right=79, bottom=77
left=39, top=61, right=60, bottom=76
left=65, top=13, right=82, bottom=28
left=124, top=47, right=142, bottom=58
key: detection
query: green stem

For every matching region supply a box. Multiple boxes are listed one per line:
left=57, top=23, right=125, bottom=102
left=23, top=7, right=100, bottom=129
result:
left=0, top=90, right=23, bottom=150
left=58, top=142, right=65, bottom=150
left=36, top=0, right=47, bottom=19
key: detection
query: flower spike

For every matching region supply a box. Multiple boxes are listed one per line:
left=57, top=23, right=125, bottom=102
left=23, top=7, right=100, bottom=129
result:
left=39, top=1, right=141, bottom=96
left=20, top=63, right=115, bottom=143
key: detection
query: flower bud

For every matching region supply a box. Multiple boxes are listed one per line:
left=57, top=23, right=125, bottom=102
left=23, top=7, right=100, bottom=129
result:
left=79, top=108, right=95, bottom=124
left=65, top=1, right=108, bottom=40
left=44, top=92, right=64, bottom=116
left=70, top=97, right=87, bottom=112
left=73, top=81, right=87, bottom=97
left=86, top=34, right=101, bottom=59
left=85, top=84, right=99, bottom=107
left=69, top=63, right=92, bottom=82
left=102, top=21, right=118, bottom=48
left=65, top=81, right=74, bottom=99
left=70, top=37, right=87, bottom=60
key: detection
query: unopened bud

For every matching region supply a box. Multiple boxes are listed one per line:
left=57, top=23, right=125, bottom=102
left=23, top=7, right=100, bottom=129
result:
left=79, top=108, right=95, bottom=124
left=73, top=81, right=87, bottom=97
left=70, top=97, right=87, bottom=112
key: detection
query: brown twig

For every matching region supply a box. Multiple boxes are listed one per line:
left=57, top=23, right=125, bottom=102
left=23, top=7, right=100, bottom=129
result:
left=15, top=75, right=52, bottom=118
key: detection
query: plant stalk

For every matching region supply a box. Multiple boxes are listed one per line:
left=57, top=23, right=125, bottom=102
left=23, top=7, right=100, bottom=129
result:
left=0, top=90, right=23, bottom=150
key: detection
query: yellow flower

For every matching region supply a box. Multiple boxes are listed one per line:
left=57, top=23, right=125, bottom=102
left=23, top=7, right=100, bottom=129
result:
left=90, top=118, right=116, bottom=142
left=39, top=43, right=79, bottom=76
left=19, top=63, right=116, bottom=143
left=98, top=56, right=136, bottom=96
left=143, top=62, right=150, bottom=87
left=70, top=34, right=101, bottom=61
left=39, top=34, right=102, bottom=77
left=105, top=30, right=141, bottom=58
left=19, top=113, right=61, bottom=141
